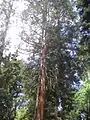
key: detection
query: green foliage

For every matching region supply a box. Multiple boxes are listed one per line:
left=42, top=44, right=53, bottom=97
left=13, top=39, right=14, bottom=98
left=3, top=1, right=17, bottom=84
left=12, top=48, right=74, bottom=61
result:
left=0, top=54, right=25, bottom=120
left=21, top=66, right=39, bottom=119
left=77, top=0, right=90, bottom=85
left=74, top=81, right=90, bottom=113
left=15, top=107, right=29, bottom=120
left=0, top=88, right=12, bottom=120
left=77, top=0, right=90, bottom=65
left=66, top=80, right=90, bottom=120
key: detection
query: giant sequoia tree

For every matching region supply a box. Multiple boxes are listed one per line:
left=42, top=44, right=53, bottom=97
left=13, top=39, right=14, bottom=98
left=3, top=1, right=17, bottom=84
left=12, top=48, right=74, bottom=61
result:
left=20, top=0, right=82, bottom=120
left=0, top=0, right=89, bottom=120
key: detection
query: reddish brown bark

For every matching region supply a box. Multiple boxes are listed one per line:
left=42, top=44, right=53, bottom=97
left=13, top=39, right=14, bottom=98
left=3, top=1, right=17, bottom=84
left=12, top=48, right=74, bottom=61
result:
left=34, top=44, right=46, bottom=120
left=40, top=44, right=46, bottom=120
left=34, top=87, right=40, bottom=120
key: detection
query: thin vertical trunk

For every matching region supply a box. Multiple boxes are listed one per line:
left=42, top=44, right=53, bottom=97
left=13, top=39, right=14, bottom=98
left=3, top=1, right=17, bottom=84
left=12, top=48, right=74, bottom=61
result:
left=34, top=87, right=40, bottom=120
left=39, top=44, right=46, bottom=120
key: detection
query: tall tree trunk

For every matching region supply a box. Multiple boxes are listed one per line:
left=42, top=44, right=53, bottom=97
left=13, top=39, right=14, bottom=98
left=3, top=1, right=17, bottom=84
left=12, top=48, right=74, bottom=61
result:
left=34, top=44, right=46, bottom=120
left=39, top=44, right=46, bottom=120
left=34, top=1, right=47, bottom=119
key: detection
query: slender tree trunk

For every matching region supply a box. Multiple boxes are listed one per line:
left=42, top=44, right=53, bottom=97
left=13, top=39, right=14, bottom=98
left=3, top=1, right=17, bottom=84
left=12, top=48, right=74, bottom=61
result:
left=34, top=87, right=40, bottom=120
left=39, top=44, right=46, bottom=120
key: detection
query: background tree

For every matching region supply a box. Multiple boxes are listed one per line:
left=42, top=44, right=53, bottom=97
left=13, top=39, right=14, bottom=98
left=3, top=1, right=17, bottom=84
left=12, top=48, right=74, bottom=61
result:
left=0, top=0, right=15, bottom=62
left=77, top=0, right=90, bottom=78
left=64, top=1, right=90, bottom=119
left=66, top=79, right=90, bottom=120
left=0, top=53, right=25, bottom=120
